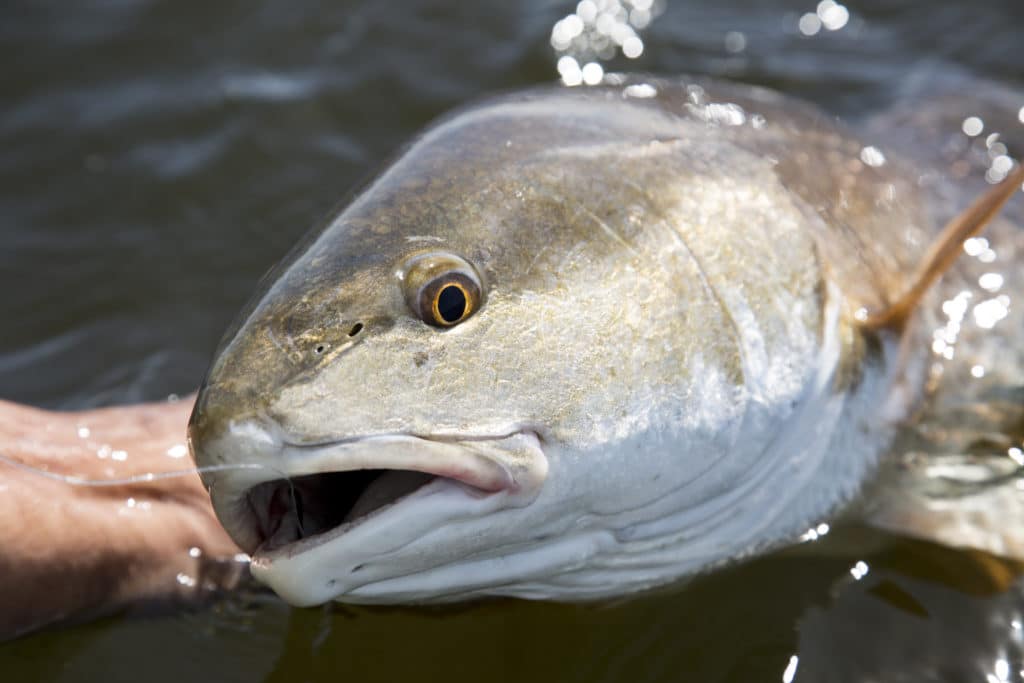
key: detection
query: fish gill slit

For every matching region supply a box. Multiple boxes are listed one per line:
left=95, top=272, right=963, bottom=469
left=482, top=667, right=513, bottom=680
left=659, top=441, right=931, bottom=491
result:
left=576, top=202, right=640, bottom=257
left=621, top=176, right=750, bottom=387
left=662, top=217, right=750, bottom=389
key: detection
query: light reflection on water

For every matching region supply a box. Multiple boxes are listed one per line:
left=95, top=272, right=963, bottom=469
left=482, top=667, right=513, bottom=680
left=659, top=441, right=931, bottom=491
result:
left=797, top=0, right=851, bottom=36
left=552, top=0, right=664, bottom=85
left=1, top=0, right=1024, bottom=681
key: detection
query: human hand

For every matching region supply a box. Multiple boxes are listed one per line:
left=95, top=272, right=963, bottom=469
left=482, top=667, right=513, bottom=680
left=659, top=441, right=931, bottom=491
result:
left=0, top=396, right=244, bottom=640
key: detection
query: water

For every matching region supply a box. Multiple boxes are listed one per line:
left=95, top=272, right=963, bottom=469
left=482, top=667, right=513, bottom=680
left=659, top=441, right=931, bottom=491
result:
left=2, top=1, right=1024, bottom=680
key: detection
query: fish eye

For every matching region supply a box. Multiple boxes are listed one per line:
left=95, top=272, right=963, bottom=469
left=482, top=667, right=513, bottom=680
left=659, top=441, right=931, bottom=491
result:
left=400, top=252, right=483, bottom=328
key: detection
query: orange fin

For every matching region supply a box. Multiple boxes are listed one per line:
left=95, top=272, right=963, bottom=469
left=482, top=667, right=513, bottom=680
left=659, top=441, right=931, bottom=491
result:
left=857, top=162, right=1024, bottom=329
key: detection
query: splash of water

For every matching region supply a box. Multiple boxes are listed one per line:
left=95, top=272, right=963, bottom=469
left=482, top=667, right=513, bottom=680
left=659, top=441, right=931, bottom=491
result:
left=550, top=0, right=666, bottom=86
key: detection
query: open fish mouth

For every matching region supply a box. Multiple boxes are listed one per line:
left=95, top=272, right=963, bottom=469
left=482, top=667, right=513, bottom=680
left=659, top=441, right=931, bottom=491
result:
left=249, top=468, right=445, bottom=556
left=198, top=423, right=549, bottom=587
left=244, top=435, right=520, bottom=559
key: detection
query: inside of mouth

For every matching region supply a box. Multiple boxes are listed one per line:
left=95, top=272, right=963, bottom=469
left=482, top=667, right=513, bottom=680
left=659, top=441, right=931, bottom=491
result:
left=246, top=469, right=437, bottom=553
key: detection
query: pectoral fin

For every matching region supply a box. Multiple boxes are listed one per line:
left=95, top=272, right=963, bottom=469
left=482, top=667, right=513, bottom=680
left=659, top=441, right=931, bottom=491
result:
left=857, top=163, right=1024, bottom=329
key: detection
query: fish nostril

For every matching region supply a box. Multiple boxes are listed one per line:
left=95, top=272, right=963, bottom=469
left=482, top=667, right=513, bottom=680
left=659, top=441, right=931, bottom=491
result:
left=308, top=323, right=361, bottom=358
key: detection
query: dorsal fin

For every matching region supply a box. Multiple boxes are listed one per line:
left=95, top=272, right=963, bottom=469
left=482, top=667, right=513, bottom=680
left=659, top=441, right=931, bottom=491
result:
left=857, top=163, right=1024, bottom=329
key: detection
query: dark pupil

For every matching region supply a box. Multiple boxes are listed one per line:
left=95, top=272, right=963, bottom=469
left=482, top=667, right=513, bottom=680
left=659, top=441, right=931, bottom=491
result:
left=437, top=284, right=467, bottom=323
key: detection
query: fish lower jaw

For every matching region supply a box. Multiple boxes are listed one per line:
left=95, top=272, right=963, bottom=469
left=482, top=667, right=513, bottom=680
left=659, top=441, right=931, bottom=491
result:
left=248, top=475, right=517, bottom=607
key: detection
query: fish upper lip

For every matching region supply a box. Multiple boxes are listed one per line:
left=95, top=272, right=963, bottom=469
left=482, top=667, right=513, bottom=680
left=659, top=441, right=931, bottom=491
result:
left=278, top=432, right=522, bottom=493
left=277, top=428, right=541, bottom=449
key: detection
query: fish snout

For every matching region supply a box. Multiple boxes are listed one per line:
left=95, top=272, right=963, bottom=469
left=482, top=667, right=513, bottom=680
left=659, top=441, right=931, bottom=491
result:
left=189, top=355, right=302, bottom=553
left=188, top=400, right=290, bottom=552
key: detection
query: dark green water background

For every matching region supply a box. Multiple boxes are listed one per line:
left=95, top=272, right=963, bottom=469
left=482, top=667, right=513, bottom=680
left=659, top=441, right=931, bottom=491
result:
left=2, top=1, right=1024, bottom=681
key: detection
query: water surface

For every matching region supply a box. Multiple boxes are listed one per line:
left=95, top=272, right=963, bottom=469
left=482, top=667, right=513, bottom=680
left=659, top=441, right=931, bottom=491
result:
left=2, top=1, right=1024, bottom=681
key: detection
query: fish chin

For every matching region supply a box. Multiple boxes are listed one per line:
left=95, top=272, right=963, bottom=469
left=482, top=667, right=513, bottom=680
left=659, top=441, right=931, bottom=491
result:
left=201, top=424, right=549, bottom=606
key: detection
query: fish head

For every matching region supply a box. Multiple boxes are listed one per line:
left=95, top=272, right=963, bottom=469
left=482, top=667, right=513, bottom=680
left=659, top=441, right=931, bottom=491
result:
left=190, top=84, right=900, bottom=605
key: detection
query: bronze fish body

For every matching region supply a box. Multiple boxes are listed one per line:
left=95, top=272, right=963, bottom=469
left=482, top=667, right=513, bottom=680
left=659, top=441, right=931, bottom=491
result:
left=188, top=76, right=1020, bottom=605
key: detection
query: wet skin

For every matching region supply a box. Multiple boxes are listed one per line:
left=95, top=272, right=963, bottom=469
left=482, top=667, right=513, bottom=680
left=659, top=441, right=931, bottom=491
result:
left=0, top=397, right=242, bottom=640
left=189, top=77, right=952, bottom=605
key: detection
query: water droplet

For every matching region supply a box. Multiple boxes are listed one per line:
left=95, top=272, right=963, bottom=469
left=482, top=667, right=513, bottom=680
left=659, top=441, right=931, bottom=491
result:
left=988, top=142, right=1008, bottom=158
left=994, top=658, right=1009, bottom=682
left=986, top=168, right=1006, bottom=184
left=557, top=56, right=583, bottom=86
left=724, top=31, right=746, bottom=53
left=971, top=365, right=985, bottom=378
left=817, top=0, right=850, bottom=30
left=630, top=8, right=651, bottom=29
left=166, top=444, right=188, bottom=459
left=576, top=0, right=597, bottom=23
left=564, top=14, right=584, bottom=38
left=850, top=560, right=869, bottom=580
left=973, top=298, right=1009, bottom=329
left=581, top=61, right=604, bottom=85
left=798, top=12, right=822, bottom=36
left=964, top=237, right=988, bottom=256
left=979, top=272, right=1004, bottom=292
left=962, top=116, right=984, bottom=137
left=595, top=13, right=616, bottom=37
left=782, top=655, right=799, bottom=683
left=551, top=15, right=584, bottom=49
left=622, top=35, right=643, bottom=58
left=699, top=102, right=746, bottom=126
left=859, top=145, right=886, bottom=167
left=77, top=426, right=90, bottom=439
left=991, top=155, right=1014, bottom=175
left=623, top=83, right=657, bottom=98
